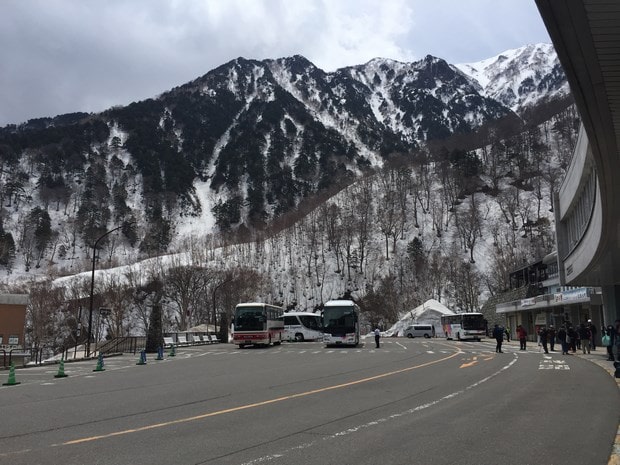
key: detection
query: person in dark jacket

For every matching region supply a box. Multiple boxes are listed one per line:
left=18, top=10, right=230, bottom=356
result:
left=567, top=325, right=578, bottom=353
left=588, top=320, right=597, bottom=351
left=557, top=325, right=569, bottom=355
left=517, top=325, right=527, bottom=350
left=548, top=325, right=556, bottom=351
left=604, top=325, right=615, bottom=361
left=539, top=326, right=549, bottom=354
left=578, top=323, right=591, bottom=354
left=493, top=325, right=504, bottom=353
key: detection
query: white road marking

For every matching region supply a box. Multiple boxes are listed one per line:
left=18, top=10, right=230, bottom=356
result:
left=539, top=358, right=570, bottom=370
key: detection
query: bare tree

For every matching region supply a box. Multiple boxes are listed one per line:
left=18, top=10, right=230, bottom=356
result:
left=321, top=202, right=344, bottom=274
left=26, top=280, right=66, bottom=351
left=124, top=263, right=163, bottom=334
left=352, top=177, right=374, bottom=274
left=165, top=264, right=210, bottom=331
left=98, top=273, right=133, bottom=338
left=377, top=171, right=399, bottom=260
left=455, top=193, right=483, bottom=263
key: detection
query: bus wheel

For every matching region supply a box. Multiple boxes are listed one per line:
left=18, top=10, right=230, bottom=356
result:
left=238, top=344, right=245, bottom=349
left=294, top=333, right=304, bottom=342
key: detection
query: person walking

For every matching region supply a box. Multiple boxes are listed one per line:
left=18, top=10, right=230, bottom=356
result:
left=567, top=325, right=577, bottom=353
left=493, top=324, right=504, bottom=353
left=548, top=325, right=556, bottom=351
left=603, top=325, right=615, bottom=361
left=517, top=324, right=527, bottom=350
left=558, top=325, right=569, bottom=355
left=578, top=323, right=591, bottom=354
left=374, top=327, right=381, bottom=348
left=588, top=320, right=597, bottom=351
left=539, top=326, right=549, bottom=354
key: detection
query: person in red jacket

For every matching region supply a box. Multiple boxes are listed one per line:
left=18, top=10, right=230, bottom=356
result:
left=517, top=324, right=527, bottom=350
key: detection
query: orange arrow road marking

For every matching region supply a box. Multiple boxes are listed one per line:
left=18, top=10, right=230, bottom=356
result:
left=460, top=356, right=478, bottom=368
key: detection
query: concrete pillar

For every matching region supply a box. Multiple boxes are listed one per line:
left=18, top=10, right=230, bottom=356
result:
left=601, top=285, right=620, bottom=327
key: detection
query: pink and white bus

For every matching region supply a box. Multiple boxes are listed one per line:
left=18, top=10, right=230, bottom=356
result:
left=440, top=312, right=485, bottom=341
left=232, top=303, right=284, bottom=348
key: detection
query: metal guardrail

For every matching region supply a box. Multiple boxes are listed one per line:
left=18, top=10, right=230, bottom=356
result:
left=96, top=337, right=145, bottom=356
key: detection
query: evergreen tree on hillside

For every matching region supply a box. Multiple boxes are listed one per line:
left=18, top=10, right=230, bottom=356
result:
left=145, top=304, right=164, bottom=353
left=0, top=227, right=15, bottom=272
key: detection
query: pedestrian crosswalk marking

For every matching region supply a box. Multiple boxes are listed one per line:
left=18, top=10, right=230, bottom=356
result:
left=539, top=358, right=570, bottom=370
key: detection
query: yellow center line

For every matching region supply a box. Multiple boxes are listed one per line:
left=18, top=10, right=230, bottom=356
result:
left=62, top=350, right=461, bottom=446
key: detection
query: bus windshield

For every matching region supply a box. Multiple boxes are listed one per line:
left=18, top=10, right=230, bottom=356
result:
left=462, top=314, right=485, bottom=330
left=234, top=306, right=266, bottom=331
left=323, top=307, right=356, bottom=332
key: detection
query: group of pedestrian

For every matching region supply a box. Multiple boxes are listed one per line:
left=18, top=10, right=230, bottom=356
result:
left=552, top=321, right=594, bottom=355
left=378, top=320, right=620, bottom=360
left=501, top=319, right=612, bottom=357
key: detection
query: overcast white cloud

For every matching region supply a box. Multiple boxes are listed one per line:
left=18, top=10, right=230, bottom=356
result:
left=0, top=0, right=551, bottom=126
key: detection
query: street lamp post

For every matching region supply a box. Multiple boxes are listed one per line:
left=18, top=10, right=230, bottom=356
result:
left=86, top=225, right=124, bottom=358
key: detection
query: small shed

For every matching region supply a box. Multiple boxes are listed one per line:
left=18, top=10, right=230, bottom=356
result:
left=0, top=294, right=29, bottom=350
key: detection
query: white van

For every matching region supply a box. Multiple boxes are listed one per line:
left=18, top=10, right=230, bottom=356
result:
left=404, top=324, right=435, bottom=338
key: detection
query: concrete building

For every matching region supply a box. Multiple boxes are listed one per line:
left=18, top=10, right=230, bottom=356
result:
left=536, top=0, right=620, bottom=328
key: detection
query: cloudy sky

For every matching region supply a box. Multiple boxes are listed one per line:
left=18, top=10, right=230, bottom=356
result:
left=0, top=0, right=551, bottom=127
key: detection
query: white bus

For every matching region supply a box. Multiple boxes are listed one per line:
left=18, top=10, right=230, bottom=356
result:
left=440, top=312, right=485, bottom=341
left=232, top=303, right=284, bottom=348
left=281, top=311, right=323, bottom=342
left=322, top=300, right=360, bottom=347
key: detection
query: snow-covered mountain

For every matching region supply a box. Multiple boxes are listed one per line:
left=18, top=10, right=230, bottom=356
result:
left=1, top=43, right=582, bottom=347
left=455, top=43, right=568, bottom=114
left=0, top=43, right=573, bottom=283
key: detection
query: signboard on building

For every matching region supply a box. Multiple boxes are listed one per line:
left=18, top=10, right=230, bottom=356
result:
left=521, top=298, right=536, bottom=306
left=554, top=288, right=589, bottom=303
